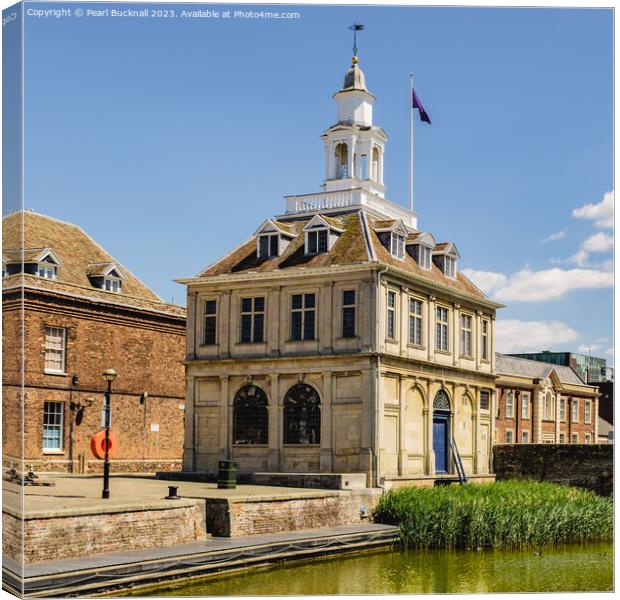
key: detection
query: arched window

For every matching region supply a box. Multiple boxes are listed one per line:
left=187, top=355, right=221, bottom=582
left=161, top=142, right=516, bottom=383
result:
left=233, top=385, right=268, bottom=445
left=543, top=392, right=554, bottom=421
left=334, top=143, right=349, bottom=179
left=433, top=389, right=451, bottom=412
left=283, top=383, right=321, bottom=445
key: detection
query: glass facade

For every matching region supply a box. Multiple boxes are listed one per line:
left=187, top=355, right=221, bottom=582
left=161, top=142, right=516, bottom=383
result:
left=507, top=351, right=609, bottom=383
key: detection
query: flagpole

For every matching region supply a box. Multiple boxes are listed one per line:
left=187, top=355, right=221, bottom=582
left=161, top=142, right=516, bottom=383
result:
left=409, top=73, right=414, bottom=213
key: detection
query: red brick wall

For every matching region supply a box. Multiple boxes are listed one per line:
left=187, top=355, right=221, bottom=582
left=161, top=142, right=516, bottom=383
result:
left=495, top=385, right=596, bottom=445
left=3, top=289, right=186, bottom=471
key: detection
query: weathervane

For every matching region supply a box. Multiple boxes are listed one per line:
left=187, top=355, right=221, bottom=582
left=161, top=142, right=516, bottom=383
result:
left=348, top=23, right=365, bottom=58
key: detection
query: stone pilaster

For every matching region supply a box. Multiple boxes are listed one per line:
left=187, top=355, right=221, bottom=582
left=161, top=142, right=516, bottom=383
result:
left=182, top=376, right=196, bottom=471
left=398, top=376, right=408, bottom=475
left=320, top=371, right=333, bottom=472
left=219, top=375, right=230, bottom=458
left=268, top=373, right=280, bottom=470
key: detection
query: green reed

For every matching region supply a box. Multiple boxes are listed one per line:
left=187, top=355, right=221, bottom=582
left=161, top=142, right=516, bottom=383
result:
left=373, top=480, right=612, bottom=550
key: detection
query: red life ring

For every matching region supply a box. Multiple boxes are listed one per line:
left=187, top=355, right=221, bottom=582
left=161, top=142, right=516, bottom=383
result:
left=91, top=430, right=118, bottom=460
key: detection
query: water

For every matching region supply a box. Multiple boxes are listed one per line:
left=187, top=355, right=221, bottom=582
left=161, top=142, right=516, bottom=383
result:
left=140, top=543, right=613, bottom=595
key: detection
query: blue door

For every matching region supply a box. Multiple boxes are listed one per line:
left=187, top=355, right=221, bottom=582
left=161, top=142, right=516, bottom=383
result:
left=433, top=416, right=449, bottom=473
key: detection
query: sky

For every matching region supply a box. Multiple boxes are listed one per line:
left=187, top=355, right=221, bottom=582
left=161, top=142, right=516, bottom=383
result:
left=3, top=2, right=614, bottom=363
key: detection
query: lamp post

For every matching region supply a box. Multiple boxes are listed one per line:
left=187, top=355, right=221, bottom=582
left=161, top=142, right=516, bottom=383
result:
left=101, top=368, right=117, bottom=499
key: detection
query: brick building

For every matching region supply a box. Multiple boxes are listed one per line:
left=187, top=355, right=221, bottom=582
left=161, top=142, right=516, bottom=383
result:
left=2, top=211, right=186, bottom=473
left=495, top=353, right=598, bottom=445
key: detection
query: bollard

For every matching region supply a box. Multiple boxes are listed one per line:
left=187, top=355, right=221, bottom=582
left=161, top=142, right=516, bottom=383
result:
left=165, top=485, right=180, bottom=499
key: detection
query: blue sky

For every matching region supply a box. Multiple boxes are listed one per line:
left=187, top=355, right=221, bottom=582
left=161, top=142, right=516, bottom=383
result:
left=5, top=3, right=614, bottom=362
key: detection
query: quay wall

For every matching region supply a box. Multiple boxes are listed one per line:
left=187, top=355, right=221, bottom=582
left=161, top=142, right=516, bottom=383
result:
left=3, top=502, right=207, bottom=564
left=205, top=490, right=383, bottom=537
left=493, top=444, right=612, bottom=495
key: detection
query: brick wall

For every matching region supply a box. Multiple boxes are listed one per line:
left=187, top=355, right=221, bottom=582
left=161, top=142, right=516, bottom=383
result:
left=3, top=503, right=207, bottom=563
left=493, top=443, right=612, bottom=495
left=3, top=289, right=186, bottom=471
left=205, top=490, right=382, bottom=537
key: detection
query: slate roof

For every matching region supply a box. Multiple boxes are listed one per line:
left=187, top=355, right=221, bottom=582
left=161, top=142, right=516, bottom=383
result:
left=495, top=353, right=586, bottom=385
left=2, top=211, right=184, bottom=317
left=196, top=209, right=491, bottom=303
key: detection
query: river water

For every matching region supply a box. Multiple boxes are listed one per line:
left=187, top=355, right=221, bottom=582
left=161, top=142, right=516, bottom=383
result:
left=142, top=542, right=613, bottom=595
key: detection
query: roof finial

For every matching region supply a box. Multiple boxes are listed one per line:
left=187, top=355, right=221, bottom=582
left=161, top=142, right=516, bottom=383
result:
left=348, top=23, right=364, bottom=62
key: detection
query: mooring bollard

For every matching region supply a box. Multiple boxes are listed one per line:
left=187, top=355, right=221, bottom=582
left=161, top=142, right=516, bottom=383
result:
left=165, top=485, right=180, bottom=500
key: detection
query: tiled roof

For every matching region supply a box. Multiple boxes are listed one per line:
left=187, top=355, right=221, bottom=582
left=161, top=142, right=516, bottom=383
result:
left=495, top=353, right=586, bottom=385
left=86, top=262, right=124, bottom=277
left=372, top=219, right=398, bottom=230
left=365, top=214, right=486, bottom=299
left=4, top=247, right=55, bottom=263
left=196, top=209, right=490, bottom=303
left=2, top=211, right=184, bottom=317
left=199, top=213, right=369, bottom=277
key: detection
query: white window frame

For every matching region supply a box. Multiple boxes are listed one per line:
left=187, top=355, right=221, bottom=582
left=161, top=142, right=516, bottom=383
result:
left=479, top=390, right=490, bottom=411
left=559, top=432, right=566, bottom=444
left=44, top=327, right=66, bottom=374
left=258, top=233, right=279, bottom=259
left=521, top=393, right=530, bottom=419
left=521, top=430, right=529, bottom=444
left=444, top=256, right=456, bottom=279
left=419, top=245, right=432, bottom=270
left=341, top=289, right=357, bottom=338
left=543, top=392, right=554, bottom=421
left=571, top=432, right=579, bottom=444
left=391, top=234, right=405, bottom=260
left=103, top=277, right=122, bottom=293
left=408, top=297, right=423, bottom=346
left=459, top=313, right=472, bottom=357
left=305, top=229, right=329, bottom=255
left=436, top=306, right=449, bottom=352
left=504, top=430, right=514, bottom=444
left=43, top=401, right=64, bottom=452
left=386, top=291, right=397, bottom=340
left=585, top=433, right=591, bottom=444
left=203, top=299, right=218, bottom=345
left=506, top=391, right=514, bottom=418
left=37, top=264, right=57, bottom=279
left=584, top=400, right=592, bottom=424
left=559, top=397, right=566, bottom=422
left=571, top=398, right=579, bottom=423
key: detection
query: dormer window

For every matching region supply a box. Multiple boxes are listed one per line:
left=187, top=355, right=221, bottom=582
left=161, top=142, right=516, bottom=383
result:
left=374, top=219, right=409, bottom=260
left=303, top=214, right=344, bottom=256
left=258, top=234, right=279, bottom=259
left=391, top=234, right=405, bottom=259
left=87, top=262, right=125, bottom=293
left=103, top=276, right=121, bottom=293
left=444, top=256, right=456, bottom=278
left=307, top=229, right=328, bottom=255
left=432, top=242, right=460, bottom=279
left=254, top=219, right=295, bottom=259
left=420, top=245, right=432, bottom=269
left=2, top=247, right=63, bottom=279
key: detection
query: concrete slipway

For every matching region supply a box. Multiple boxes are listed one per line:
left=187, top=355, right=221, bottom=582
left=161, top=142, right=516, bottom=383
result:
left=3, top=523, right=400, bottom=597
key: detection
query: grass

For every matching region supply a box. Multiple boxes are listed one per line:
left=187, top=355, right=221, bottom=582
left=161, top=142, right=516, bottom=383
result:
left=373, top=480, right=613, bottom=550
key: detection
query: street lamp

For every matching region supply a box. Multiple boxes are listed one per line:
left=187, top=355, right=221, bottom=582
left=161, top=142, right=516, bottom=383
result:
left=101, top=368, right=117, bottom=499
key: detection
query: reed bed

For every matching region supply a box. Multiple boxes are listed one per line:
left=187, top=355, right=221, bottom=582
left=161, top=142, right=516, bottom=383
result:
left=373, top=480, right=612, bottom=550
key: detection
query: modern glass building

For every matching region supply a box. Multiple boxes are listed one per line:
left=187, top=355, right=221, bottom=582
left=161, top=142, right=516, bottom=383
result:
left=507, top=351, right=610, bottom=383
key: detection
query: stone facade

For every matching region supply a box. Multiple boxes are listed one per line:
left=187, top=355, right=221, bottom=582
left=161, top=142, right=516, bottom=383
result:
left=2, top=211, right=186, bottom=472
left=493, top=444, right=612, bottom=495
left=180, top=57, right=501, bottom=487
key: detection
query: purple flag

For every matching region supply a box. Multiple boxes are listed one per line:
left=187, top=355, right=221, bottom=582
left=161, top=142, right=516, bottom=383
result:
left=412, top=88, right=431, bottom=124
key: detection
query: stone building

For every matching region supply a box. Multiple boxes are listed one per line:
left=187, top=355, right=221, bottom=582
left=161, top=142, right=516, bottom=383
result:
left=2, top=211, right=186, bottom=472
left=179, top=56, right=502, bottom=487
left=495, top=353, right=598, bottom=445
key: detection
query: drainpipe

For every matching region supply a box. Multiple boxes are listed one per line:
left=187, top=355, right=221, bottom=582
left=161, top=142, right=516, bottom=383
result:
left=370, top=264, right=388, bottom=488
left=515, top=390, right=520, bottom=444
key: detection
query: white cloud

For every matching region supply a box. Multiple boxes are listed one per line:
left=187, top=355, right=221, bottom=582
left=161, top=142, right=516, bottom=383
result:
left=606, top=347, right=614, bottom=356
left=496, top=319, right=578, bottom=353
left=542, top=229, right=567, bottom=243
left=462, top=266, right=613, bottom=302
left=572, top=191, right=614, bottom=229
left=582, top=232, right=614, bottom=253
left=569, top=250, right=589, bottom=267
